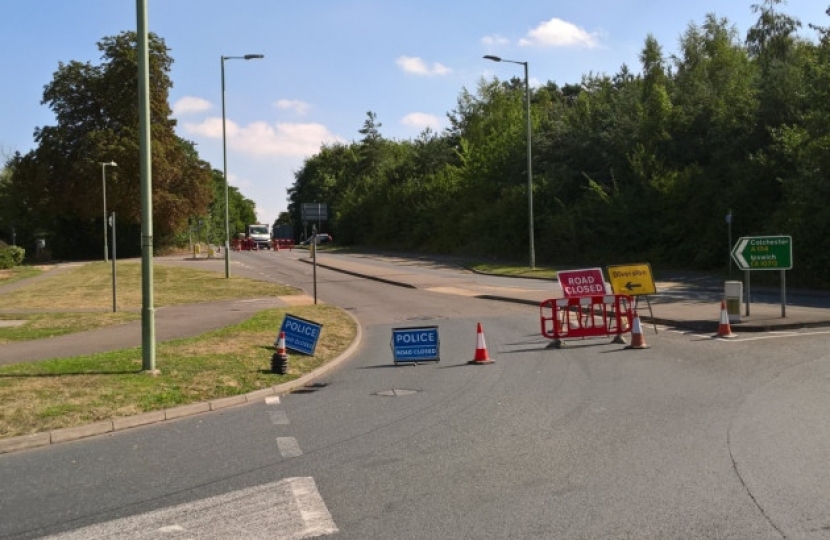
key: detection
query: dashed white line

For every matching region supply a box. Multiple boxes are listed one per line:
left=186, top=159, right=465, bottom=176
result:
left=277, top=436, right=303, bottom=458
left=265, top=396, right=281, bottom=405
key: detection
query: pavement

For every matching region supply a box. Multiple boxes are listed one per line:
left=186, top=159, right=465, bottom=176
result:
left=307, top=254, right=830, bottom=333
left=3, top=254, right=830, bottom=365
left=2, top=254, right=830, bottom=454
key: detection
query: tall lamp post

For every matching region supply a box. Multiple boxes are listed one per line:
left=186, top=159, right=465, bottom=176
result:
left=484, top=55, right=535, bottom=269
left=100, top=161, right=117, bottom=262
left=221, top=53, right=264, bottom=278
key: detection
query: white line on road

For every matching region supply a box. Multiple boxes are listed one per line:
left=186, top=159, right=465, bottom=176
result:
left=696, top=330, right=830, bottom=342
left=265, top=396, right=281, bottom=405
left=277, top=436, right=304, bottom=458
left=43, top=477, right=338, bottom=539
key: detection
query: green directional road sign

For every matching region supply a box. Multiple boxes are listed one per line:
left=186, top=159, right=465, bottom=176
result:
left=731, top=235, right=792, bottom=271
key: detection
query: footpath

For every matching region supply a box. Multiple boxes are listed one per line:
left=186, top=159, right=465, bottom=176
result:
left=2, top=254, right=830, bottom=454
left=4, top=254, right=830, bottom=364
left=308, top=254, right=830, bottom=332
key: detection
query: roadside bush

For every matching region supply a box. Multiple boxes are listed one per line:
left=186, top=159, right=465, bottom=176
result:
left=0, top=246, right=26, bottom=269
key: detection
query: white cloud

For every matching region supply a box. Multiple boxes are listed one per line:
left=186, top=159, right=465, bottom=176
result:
left=519, top=18, right=600, bottom=48
left=184, top=118, right=343, bottom=158
left=275, top=99, right=311, bottom=116
left=395, top=56, right=451, bottom=76
left=401, top=112, right=444, bottom=131
left=172, top=96, right=211, bottom=116
left=481, top=35, right=510, bottom=46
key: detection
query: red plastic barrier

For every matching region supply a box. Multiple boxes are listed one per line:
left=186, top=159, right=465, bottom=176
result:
left=540, top=294, right=634, bottom=348
left=274, top=238, right=294, bottom=250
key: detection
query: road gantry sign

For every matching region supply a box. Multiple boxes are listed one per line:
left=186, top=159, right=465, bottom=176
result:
left=606, top=263, right=657, bottom=296
left=731, top=235, right=792, bottom=271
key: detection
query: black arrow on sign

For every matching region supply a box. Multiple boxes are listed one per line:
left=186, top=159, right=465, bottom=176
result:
left=624, top=281, right=642, bottom=291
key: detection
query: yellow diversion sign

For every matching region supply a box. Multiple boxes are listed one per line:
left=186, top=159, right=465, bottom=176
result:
left=607, top=263, right=657, bottom=296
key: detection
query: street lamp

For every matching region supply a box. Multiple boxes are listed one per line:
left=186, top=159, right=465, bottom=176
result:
left=483, top=55, right=535, bottom=269
left=221, top=53, right=264, bottom=278
left=100, top=161, right=117, bottom=262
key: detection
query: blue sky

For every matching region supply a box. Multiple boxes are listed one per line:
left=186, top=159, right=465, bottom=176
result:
left=2, top=1, right=828, bottom=225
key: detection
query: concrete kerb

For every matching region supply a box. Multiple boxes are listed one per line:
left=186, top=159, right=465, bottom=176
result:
left=0, top=309, right=363, bottom=456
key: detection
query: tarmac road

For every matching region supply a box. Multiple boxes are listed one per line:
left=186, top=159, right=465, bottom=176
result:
left=2, top=251, right=830, bottom=455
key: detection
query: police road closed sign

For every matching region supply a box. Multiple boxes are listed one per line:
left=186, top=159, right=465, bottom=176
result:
left=279, top=314, right=323, bottom=355
left=557, top=268, right=606, bottom=298
left=607, top=263, right=657, bottom=296
left=391, top=326, right=440, bottom=364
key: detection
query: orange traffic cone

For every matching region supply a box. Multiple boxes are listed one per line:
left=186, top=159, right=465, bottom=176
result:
left=469, top=323, right=494, bottom=364
left=715, top=300, right=737, bottom=338
left=625, top=311, right=650, bottom=349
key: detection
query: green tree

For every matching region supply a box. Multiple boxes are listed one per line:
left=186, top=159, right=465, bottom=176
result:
left=4, top=31, right=213, bottom=259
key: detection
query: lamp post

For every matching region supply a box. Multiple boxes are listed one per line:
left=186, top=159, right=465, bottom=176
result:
left=100, top=161, right=117, bottom=262
left=221, top=53, right=264, bottom=278
left=484, top=55, right=535, bottom=269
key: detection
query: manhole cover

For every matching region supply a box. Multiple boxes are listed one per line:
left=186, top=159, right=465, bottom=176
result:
left=375, top=389, right=419, bottom=397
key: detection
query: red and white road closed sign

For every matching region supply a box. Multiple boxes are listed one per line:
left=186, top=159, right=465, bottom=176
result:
left=557, top=267, right=606, bottom=298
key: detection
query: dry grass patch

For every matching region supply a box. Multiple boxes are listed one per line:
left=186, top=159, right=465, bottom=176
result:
left=0, top=261, right=298, bottom=310
left=0, top=262, right=299, bottom=342
left=0, top=265, right=42, bottom=285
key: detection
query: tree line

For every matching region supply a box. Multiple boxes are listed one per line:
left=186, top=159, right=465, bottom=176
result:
left=0, top=32, right=256, bottom=260
left=2, top=2, right=829, bottom=289
left=287, top=1, right=830, bottom=288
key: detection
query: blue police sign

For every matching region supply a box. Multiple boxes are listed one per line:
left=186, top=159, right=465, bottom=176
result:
left=279, top=314, right=323, bottom=355
left=391, top=326, right=440, bottom=364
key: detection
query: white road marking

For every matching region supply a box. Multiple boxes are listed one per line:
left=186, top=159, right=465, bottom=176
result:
left=277, top=436, right=304, bottom=458
left=270, top=410, right=290, bottom=425
left=265, top=396, right=281, bottom=405
left=44, top=477, right=338, bottom=539
left=695, top=330, right=830, bottom=342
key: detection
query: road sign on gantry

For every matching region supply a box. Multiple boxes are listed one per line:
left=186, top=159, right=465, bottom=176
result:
left=557, top=268, right=606, bottom=298
left=731, top=236, right=792, bottom=270
left=607, top=263, right=657, bottom=296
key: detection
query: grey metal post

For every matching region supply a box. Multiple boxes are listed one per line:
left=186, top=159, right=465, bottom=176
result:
left=102, top=163, right=108, bottom=262
left=522, top=61, right=535, bottom=270
left=111, top=212, right=117, bottom=313
left=483, top=55, right=535, bottom=269
left=221, top=53, right=264, bottom=278
left=100, top=161, right=116, bottom=262
left=137, top=0, right=156, bottom=372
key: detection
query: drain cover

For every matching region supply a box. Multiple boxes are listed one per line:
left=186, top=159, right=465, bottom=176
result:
left=375, top=389, right=419, bottom=397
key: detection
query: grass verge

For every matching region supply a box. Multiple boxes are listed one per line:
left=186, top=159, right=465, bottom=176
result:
left=0, top=304, right=355, bottom=439
left=468, top=262, right=558, bottom=280
left=0, top=261, right=298, bottom=310
left=0, top=261, right=299, bottom=342
left=0, top=265, right=43, bottom=286
left=0, top=312, right=140, bottom=344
